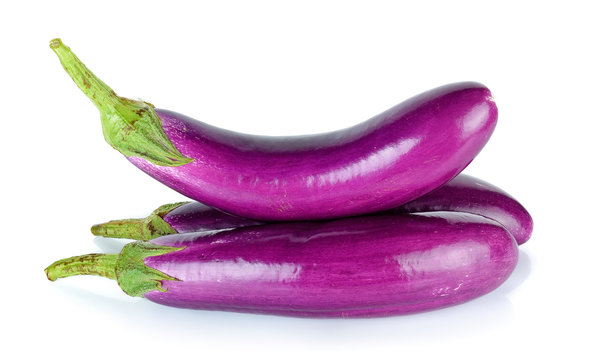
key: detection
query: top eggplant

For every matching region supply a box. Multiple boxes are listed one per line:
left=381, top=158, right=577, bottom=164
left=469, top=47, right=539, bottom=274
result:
left=51, top=39, right=498, bottom=221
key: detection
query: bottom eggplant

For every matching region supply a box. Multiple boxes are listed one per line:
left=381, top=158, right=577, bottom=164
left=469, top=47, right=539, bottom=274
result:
left=46, top=212, right=518, bottom=318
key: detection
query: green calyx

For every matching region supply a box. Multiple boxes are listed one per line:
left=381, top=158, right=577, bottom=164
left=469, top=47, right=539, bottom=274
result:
left=115, top=242, right=183, bottom=297
left=45, top=242, right=184, bottom=298
left=91, top=202, right=189, bottom=241
left=50, top=38, right=194, bottom=167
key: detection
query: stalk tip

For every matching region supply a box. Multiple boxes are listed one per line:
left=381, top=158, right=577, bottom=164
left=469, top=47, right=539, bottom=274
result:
left=50, top=38, right=63, bottom=49
left=90, top=224, right=102, bottom=236
left=44, top=266, right=56, bottom=281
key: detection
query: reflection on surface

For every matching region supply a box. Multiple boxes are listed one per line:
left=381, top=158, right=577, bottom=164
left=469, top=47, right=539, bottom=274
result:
left=93, top=236, right=133, bottom=253
left=496, top=250, right=532, bottom=295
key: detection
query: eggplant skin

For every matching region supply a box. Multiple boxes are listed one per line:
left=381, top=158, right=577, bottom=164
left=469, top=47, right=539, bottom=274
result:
left=162, top=174, right=532, bottom=245
left=144, top=212, right=518, bottom=318
left=163, top=201, right=263, bottom=234
left=129, top=82, right=497, bottom=221
left=397, top=174, right=533, bottom=244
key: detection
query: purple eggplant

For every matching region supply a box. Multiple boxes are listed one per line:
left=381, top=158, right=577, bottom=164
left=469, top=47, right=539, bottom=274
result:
left=90, top=174, right=532, bottom=244
left=51, top=39, right=498, bottom=221
left=46, top=212, right=518, bottom=318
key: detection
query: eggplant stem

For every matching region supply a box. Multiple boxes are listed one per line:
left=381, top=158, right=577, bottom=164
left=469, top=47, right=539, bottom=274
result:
left=91, top=219, right=147, bottom=240
left=50, top=38, right=194, bottom=167
left=45, top=243, right=183, bottom=298
left=90, top=202, right=185, bottom=241
left=45, top=254, right=118, bottom=281
left=50, top=38, right=119, bottom=110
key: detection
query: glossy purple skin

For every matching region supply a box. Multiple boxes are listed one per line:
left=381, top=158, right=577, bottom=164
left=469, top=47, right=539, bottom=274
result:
left=144, top=212, right=518, bottom=318
left=129, top=82, right=498, bottom=221
left=164, top=202, right=262, bottom=234
left=162, top=174, right=532, bottom=244
left=397, top=174, right=533, bottom=245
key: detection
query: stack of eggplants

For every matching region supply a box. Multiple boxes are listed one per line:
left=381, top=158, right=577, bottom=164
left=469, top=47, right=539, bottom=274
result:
left=45, top=39, right=532, bottom=318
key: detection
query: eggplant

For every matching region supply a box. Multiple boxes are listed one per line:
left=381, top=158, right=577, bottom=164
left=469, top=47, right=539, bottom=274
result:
left=46, top=212, right=518, bottom=318
left=51, top=39, right=498, bottom=221
left=90, top=174, right=532, bottom=244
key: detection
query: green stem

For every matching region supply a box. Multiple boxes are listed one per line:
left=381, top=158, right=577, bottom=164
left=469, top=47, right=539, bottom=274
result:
left=50, top=38, right=194, bottom=167
left=50, top=39, right=119, bottom=111
left=90, top=202, right=187, bottom=241
left=91, top=218, right=147, bottom=240
left=45, top=253, right=118, bottom=281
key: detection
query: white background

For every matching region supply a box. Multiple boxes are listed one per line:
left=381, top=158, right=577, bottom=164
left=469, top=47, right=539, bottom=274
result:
left=1, top=1, right=593, bottom=359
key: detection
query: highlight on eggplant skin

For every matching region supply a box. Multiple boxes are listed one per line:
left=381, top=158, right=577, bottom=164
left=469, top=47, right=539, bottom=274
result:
left=91, top=174, right=533, bottom=245
left=47, top=212, right=519, bottom=318
left=50, top=39, right=498, bottom=221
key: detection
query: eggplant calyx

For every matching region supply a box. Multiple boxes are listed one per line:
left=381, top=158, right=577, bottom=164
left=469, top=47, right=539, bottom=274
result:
left=91, top=202, right=189, bottom=241
left=115, top=242, right=184, bottom=297
left=50, top=38, right=194, bottom=167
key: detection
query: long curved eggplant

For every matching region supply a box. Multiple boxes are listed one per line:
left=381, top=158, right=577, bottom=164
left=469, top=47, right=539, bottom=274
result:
left=46, top=212, right=518, bottom=318
left=51, top=39, right=498, bottom=221
left=90, top=174, right=532, bottom=244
